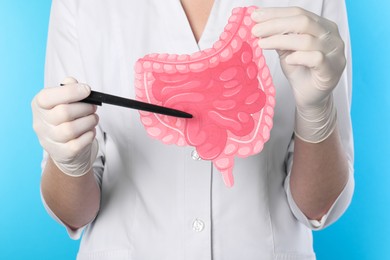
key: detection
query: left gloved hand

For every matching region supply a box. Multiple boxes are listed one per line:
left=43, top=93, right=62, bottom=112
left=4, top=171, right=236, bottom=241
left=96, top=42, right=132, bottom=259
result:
left=251, top=7, right=346, bottom=143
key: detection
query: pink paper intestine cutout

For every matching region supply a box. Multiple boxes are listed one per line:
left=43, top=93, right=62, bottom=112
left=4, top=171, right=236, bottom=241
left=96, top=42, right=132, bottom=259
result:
left=134, top=6, right=275, bottom=187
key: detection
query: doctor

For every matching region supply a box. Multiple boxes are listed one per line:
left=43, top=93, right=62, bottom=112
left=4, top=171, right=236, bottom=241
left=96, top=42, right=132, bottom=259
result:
left=32, top=0, right=354, bottom=259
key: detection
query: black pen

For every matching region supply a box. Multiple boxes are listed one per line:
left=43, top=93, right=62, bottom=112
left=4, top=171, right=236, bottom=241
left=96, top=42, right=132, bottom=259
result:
left=60, top=84, right=193, bottom=119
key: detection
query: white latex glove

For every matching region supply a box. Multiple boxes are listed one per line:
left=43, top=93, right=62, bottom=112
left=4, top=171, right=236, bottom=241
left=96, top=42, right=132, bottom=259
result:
left=251, top=7, right=346, bottom=143
left=32, top=77, right=99, bottom=177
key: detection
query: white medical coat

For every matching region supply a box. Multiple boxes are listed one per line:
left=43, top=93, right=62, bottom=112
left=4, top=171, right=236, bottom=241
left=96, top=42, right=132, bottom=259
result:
left=42, top=0, right=354, bottom=259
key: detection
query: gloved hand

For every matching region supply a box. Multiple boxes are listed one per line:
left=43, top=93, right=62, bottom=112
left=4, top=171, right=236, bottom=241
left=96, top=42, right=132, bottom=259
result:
left=251, top=7, right=346, bottom=143
left=32, top=77, right=99, bottom=177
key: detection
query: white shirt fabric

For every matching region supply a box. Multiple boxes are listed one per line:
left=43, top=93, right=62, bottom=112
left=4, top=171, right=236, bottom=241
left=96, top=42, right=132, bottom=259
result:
left=42, top=0, right=354, bottom=259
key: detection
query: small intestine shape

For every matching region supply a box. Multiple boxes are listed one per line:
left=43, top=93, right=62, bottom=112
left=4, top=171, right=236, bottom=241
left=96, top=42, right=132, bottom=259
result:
left=134, top=6, right=275, bottom=187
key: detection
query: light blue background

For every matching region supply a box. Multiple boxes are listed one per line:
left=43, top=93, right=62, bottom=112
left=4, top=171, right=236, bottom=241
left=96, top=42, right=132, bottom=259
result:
left=0, top=1, right=389, bottom=259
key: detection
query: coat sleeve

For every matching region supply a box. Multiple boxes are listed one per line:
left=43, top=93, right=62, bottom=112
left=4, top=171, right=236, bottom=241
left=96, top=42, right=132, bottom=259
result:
left=40, top=0, right=105, bottom=240
left=283, top=0, right=355, bottom=230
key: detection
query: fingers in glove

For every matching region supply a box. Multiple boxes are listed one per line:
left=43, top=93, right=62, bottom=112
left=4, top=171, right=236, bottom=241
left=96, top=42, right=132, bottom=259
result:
left=50, top=113, right=99, bottom=143
left=251, top=7, right=320, bottom=24
left=46, top=103, right=97, bottom=126
left=252, top=14, right=328, bottom=38
left=35, top=83, right=91, bottom=110
left=251, top=7, right=343, bottom=54
left=59, top=129, right=97, bottom=161
left=257, top=33, right=322, bottom=52
left=61, top=76, right=78, bottom=85
left=285, top=50, right=325, bottom=69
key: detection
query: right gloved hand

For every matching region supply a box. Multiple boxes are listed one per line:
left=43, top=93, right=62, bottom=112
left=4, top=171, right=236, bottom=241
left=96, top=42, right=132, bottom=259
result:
left=32, top=77, right=99, bottom=177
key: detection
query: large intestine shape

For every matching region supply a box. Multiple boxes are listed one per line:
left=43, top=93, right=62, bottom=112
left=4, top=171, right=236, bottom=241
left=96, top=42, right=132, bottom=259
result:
left=134, top=6, right=275, bottom=187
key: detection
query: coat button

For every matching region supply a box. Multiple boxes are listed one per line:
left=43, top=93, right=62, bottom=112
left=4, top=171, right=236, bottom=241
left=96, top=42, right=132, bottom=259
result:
left=191, top=150, right=202, bottom=161
left=192, top=218, right=205, bottom=232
